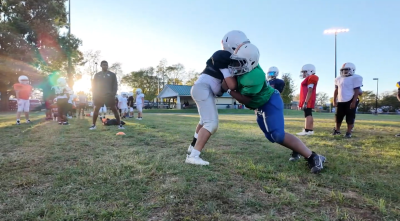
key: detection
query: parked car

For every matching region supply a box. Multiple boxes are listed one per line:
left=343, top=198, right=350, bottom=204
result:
left=30, top=99, right=42, bottom=111
left=9, top=99, right=17, bottom=110
left=144, top=100, right=153, bottom=109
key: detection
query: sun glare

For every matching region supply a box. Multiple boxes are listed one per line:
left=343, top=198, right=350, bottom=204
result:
left=73, top=76, right=92, bottom=93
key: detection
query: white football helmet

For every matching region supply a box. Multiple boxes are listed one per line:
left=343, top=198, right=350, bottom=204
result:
left=300, top=64, right=316, bottom=78
left=229, top=43, right=259, bottom=76
left=57, top=77, right=67, bottom=87
left=221, top=30, right=250, bottom=54
left=18, top=75, right=29, bottom=84
left=340, top=62, right=356, bottom=77
left=120, top=92, right=128, bottom=97
left=128, top=92, right=134, bottom=97
left=267, top=66, right=279, bottom=80
left=136, top=88, right=142, bottom=95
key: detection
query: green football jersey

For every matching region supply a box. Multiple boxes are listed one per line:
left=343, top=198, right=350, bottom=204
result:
left=236, top=65, right=275, bottom=109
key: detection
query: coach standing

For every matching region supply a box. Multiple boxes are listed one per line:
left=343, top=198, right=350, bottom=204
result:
left=89, top=60, right=124, bottom=130
left=332, top=62, right=363, bottom=138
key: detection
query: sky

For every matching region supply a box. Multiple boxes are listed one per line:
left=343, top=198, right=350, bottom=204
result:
left=69, top=0, right=400, bottom=96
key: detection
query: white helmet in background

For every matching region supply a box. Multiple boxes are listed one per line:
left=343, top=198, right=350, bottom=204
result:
left=57, top=77, right=67, bottom=87
left=221, top=30, right=250, bottom=54
left=267, top=66, right=279, bottom=80
left=136, top=88, right=142, bottom=95
left=120, top=92, right=128, bottom=97
left=340, top=62, right=356, bottom=77
left=300, top=64, right=316, bottom=79
left=229, top=43, right=260, bottom=76
left=18, top=75, right=29, bottom=84
left=128, top=92, right=134, bottom=97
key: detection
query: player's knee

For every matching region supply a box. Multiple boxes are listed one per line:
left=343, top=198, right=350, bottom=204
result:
left=270, top=129, right=285, bottom=144
left=203, top=120, right=218, bottom=135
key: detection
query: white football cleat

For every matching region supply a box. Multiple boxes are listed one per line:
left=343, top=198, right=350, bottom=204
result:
left=296, top=129, right=314, bottom=136
left=185, top=155, right=209, bottom=166
left=187, top=145, right=194, bottom=154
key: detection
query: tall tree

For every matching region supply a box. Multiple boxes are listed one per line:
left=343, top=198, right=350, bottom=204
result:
left=81, top=50, right=101, bottom=79
left=293, top=94, right=300, bottom=102
left=156, top=59, right=168, bottom=90
left=316, top=92, right=329, bottom=106
left=0, top=0, right=83, bottom=110
left=185, top=70, right=199, bottom=86
left=357, top=90, right=376, bottom=112
left=166, top=63, right=185, bottom=85
left=122, top=67, right=159, bottom=101
left=379, top=90, right=399, bottom=112
left=109, top=62, right=124, bottom=88
left=280, top=73, right=296, bottom=104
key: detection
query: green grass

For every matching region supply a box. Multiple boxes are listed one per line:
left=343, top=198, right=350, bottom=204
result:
left=1, top=110, right=400, bottom=220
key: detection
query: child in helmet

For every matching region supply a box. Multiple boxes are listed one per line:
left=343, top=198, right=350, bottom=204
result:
left=332, top=62, right=363, bottom=138
left=185, top=31, right=247, bottom=166
left=135, top=89, right=144, bottom=120
left=14, top=75, right=33, bottom=125
left=296, top=64, right=319, bottom=136
left=267, top=67, right=285, bottom=93
left=118, top=92, right=129, bottom=119
left=52, top=77, right=73, bottom=125
left=225, top=42, right=326, bottom=174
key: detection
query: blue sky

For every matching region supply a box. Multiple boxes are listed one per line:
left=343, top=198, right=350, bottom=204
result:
left=70, top=0, right=400, bottom=96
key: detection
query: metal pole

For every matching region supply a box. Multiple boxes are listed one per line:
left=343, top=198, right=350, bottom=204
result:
left=67, top=0, right=72, bottom=85
left=376, top=80, right=378, bottom=114
left=334, top=32, right=337, bottom=78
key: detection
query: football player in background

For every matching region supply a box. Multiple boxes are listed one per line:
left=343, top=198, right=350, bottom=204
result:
left=128, top=92, right=135, bottom=118
left=296, top=64, right=319, bottom=136
left=14, top=75, right=33, bottom=125
left=118, top=92, right=129, bottom=119
left=332, top=62, right=363, bottom=138
left=52, top=77, right=73, bottom=125
left=135, top=88, right=145, bottom=120
left=267, top=66, right=285, bottom=93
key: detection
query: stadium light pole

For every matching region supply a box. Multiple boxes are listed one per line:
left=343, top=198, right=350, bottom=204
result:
left=323, top=28, right=349, bottom=78
left=67, top=0, right=72, bottom=86
left=373, top=78, right=379, bottom=115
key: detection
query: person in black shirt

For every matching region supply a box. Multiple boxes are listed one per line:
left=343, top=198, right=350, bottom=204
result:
left=128, top=92, right=135, bottom=118
left=90, top=60, right=123, bottom=130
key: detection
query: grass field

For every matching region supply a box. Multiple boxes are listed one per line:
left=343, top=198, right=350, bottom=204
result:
left=0, top=110, right=399, bottom=220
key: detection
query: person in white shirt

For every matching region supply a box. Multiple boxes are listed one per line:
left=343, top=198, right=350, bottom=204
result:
left=99, top=104, right=107, bottom=118
left=185, top=30, right=246, bottom=166
left=52, top=77, right=73, bottom=125
left=332, top=62, right=363, bottom=138
left=135, top=88, right=145, bottom=120
left=118, top=92, right=129, bottom=119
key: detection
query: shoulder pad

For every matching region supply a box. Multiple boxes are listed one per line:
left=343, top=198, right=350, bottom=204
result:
left=207, top=50, right=232, bottom=69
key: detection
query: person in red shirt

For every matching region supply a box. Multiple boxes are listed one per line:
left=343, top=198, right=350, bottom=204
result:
left=297, top=64, right=319, bottom=135
left=289, top=64, right=319, bottom=161
left=13, top=75, right=33, bottom=125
